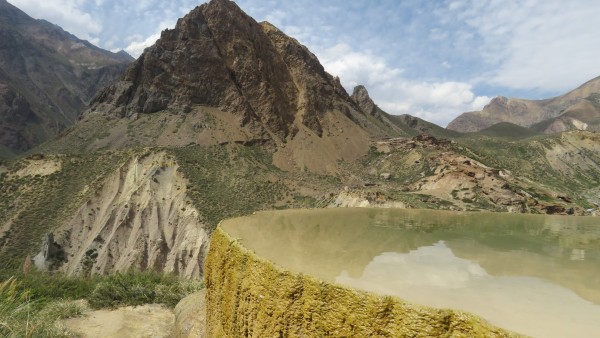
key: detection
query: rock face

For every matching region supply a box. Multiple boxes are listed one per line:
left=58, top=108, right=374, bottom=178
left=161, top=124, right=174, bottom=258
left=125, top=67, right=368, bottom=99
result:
left=351, top=85, right=378, bottom=116
left=0, top=0, right=132, bottom=157
left=0, top=85, right=37, bottom=153
left=52, top=152, right=209, bottom=278
left=174, top=290, right=206, bottom=338
left=76, top=0, right=409, bottom=172
left=32, top=233, right=64, bottom=271
left=350, top=85, right=461, bottom=138
left=448, top=76, right=600, bottom=133
left=90, top=0, right=355, bottom=140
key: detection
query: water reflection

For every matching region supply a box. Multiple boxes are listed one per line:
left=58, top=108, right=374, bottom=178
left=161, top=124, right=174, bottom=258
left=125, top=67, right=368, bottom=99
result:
left=222, top=208, right=600, bottom=337
left=337, top=241, right=487, bottom=290
left=336, top=241, right=600, bottom=338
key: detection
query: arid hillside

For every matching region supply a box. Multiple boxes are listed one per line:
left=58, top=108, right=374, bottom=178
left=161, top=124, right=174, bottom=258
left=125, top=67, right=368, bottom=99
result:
left=0, top=0, right=132, bottom=158
left=448, top=76, right=600, bottom=133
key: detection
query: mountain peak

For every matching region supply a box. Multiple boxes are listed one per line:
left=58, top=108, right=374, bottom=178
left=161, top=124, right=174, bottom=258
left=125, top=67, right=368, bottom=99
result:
left=88, top=0, right=363, bottom=141
left=448, top=75, right=600, bottom=133
left=351, top=85, right=377, bottom=115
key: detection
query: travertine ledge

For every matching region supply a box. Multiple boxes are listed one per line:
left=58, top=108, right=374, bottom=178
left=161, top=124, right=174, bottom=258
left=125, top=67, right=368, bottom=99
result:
left=204, top=226, right=521, bottom=337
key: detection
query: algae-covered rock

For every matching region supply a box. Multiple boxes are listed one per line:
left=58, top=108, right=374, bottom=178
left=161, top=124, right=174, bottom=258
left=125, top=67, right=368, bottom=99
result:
left=204, top=227, right=522, bottom=337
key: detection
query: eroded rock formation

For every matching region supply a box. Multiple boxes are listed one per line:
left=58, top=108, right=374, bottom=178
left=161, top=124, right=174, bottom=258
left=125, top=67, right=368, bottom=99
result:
left=52, top=152, right=209, bottom=278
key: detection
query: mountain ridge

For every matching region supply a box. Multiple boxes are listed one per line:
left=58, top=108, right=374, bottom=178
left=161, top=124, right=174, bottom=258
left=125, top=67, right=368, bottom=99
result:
left=0, top=0, right=133, bottom=158
left=448, top=76, right=600, bottom=133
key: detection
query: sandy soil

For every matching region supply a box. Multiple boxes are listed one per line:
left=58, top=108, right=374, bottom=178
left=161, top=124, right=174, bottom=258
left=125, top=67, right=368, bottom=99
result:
left=63, top=304, right=174, bottom=338
left=12, top=158, right=61, bottom=177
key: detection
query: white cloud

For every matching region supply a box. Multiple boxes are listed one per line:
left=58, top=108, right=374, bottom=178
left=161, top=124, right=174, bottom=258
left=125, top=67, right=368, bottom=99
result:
left=448, top=0, right=600, bottom=93
left=122, top=20, right=177, bottom=57
left=124, top=33, right=160, bottom=57
left=319, top=44, right=490, bottom=127
left=320, top=44, right=403, bottom=88
left=10, top=0, right=102, bottom=42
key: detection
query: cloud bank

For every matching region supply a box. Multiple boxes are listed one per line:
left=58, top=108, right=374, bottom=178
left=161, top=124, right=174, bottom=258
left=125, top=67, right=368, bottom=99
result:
left=10, top=0, right=102, bottom=44
left=446, top=0, right=600, bottom=93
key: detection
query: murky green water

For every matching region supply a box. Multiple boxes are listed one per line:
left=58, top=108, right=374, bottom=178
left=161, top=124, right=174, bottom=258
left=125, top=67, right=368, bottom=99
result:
left=221, top=208, right=600, bottom=338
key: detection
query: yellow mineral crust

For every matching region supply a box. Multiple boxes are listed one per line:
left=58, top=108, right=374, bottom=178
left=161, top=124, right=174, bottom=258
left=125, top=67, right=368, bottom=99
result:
left=204, top=226, right=521, bottom=338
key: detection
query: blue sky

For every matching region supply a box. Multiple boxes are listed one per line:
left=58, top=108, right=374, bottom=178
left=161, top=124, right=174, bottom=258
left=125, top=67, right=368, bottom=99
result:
left=9, top=0, right=600, bottom=126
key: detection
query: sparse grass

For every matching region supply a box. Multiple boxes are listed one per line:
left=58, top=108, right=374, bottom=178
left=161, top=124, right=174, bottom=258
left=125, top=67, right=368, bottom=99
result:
left=0, top=152, right=130, bottom=267
left=0, top=277, right=82, bottom=338
left=173, top=144, right=288, bottom=230
left=453, top=134, right=600, bottom=197
left=0, top=269, right=202, bottom=337
left=88, top=270, right=203, bottom=309
left=389, top=192, right=457, bottom=210
left=474, top=122, right=540, bottom=140
left=37, top=299, right=87, bottom=320
left=292, top=195, right=317, bottom=208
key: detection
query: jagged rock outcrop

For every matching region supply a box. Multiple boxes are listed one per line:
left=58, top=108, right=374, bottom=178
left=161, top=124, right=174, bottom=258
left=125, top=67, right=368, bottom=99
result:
left=448, top=76, right=600, bottom=133
left=67, top=0, right=410, bottom=172
left=91, top=0, right=324, bottom=137
left=0, top=0, right=133, bottom=157
left=351, top=85, right=379, bottom=116
left=32, top=233, right=64, bottom=271
left=349, top=85, right=431, bottom=137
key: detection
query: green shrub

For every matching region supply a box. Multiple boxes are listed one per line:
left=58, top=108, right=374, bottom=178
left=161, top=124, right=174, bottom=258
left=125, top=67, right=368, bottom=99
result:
left=88, top=270, right=203, bottom=309
left=37, top=299, right=87, bottom=320
left=17, top=272, right=97, bottom=303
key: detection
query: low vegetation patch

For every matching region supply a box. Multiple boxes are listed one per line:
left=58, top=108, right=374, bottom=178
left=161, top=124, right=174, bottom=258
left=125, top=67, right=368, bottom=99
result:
left=0, top=269, right=203, bottom=337
left=0, top=151, right=130, bottom=267
left=88, top=270, right=203, bottom=309
left=173, top=144, right=289, bottom=230
left=0, top=277, right=83, bottom=338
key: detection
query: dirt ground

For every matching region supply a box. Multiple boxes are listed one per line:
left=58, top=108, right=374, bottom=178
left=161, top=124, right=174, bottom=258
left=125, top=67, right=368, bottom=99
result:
left=62, top=304, right=174, bottom=338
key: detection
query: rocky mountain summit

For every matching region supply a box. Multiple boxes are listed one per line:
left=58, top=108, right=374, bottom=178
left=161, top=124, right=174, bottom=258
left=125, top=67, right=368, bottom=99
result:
left=351, top=85, right=381, bottom=117
left=89, top=0, right=364, bottom=138
left=448, top=76, right=600, bottom=133
left=61, top=0, right=407, bottom=172
left=0, top=0, right=132, bottom=158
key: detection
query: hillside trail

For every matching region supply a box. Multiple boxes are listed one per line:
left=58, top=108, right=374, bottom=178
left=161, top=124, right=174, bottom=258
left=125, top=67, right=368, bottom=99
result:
left=62, top=304, right=174, bottom=338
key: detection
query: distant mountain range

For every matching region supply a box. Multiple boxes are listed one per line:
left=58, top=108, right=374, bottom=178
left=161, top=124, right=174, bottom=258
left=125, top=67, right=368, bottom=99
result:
left=0, top=0, right=132, bottom=158
left=448, top=76, right=600, bottom=134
